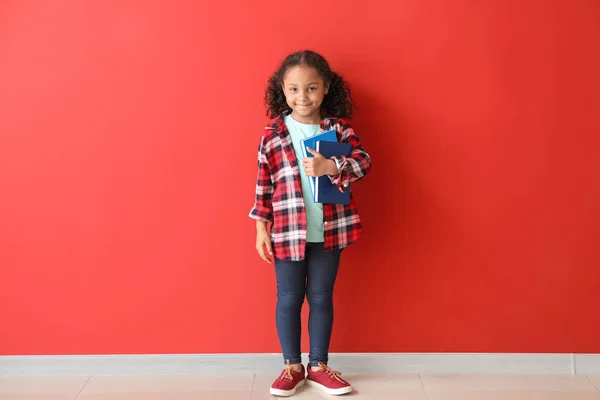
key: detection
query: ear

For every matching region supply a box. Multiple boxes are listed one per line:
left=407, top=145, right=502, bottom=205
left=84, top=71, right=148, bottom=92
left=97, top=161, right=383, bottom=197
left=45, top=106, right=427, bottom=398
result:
left=324, top=82, right=329, bottom=95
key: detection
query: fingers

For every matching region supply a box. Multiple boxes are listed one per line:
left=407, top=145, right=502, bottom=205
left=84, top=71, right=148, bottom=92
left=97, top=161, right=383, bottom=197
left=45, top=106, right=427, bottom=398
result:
left=302, top=153, right=323, bottom=176
left=302, top=159, right=314, bottom=176
left=265, top=241, right=273, bottom=256
left=258, top=247, right=272, bottom=263
left=303, top=163, right=314, bottom=176
left=306, top=147, right=322, bottom=157
left=257, top=241, right=272, bottom=264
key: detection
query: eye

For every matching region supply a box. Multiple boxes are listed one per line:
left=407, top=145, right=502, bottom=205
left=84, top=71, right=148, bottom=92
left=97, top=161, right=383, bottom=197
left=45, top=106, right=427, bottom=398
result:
left=289, top=87, right=297, bottom=92
left=308, top=87, right=316, bottom=92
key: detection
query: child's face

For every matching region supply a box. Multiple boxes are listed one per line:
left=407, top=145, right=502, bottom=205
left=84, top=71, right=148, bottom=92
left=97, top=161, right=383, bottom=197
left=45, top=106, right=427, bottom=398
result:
left=282, top=65, right=329, bottom=124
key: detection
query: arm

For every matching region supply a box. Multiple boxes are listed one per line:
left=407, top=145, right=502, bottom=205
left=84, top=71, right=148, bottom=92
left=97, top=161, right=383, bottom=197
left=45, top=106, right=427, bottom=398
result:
left=328, top=121, right=371, bottom=191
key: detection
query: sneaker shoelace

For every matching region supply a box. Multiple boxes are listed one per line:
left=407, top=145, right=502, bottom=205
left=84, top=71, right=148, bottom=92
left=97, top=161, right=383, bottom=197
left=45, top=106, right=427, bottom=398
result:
left=317, top=362, right=345, bottom=383
left=281, top=359, right=295, bottom=381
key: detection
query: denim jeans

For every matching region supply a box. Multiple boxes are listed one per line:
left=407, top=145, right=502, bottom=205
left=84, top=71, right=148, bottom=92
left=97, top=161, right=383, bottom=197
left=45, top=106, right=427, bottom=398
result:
left=274, top=242, right=341, bottom=366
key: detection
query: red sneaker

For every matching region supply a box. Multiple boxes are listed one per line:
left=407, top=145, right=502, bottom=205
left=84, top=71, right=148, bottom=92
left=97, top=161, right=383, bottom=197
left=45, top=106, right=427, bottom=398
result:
left=306, top=362, right=352, bottom=395
left=270, top=360, right=305, bottom=397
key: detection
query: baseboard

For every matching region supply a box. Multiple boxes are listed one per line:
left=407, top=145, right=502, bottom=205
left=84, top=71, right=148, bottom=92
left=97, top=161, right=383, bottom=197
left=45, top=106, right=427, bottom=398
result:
left=1, top=353, right=599, bottom=376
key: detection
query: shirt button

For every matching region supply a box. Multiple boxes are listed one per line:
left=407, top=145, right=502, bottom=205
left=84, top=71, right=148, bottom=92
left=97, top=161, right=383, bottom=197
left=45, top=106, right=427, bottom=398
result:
left=324, top=221, right=328, bottom=225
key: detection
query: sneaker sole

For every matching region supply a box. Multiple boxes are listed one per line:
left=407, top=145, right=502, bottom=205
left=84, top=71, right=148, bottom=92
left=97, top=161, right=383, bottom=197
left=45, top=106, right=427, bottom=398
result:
left=270, top=378, right=305, bottom=396
left=306, top=379, right=352, bottom=395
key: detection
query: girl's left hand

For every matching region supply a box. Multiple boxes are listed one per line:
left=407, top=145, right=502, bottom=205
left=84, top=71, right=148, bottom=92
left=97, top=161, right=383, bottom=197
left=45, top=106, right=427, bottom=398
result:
left=303, top=148, right=339, bottom=177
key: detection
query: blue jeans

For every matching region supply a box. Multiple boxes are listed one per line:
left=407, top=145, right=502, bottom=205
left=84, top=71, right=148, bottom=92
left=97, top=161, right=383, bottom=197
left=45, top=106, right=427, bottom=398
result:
left=274, top=242, right=341, bottom=366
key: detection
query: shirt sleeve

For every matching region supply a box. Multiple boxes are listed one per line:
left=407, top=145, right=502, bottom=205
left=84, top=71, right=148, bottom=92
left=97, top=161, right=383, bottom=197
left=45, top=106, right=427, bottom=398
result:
left=249, top=134, right=274, bottom=222
left=328, top=121, right=371, bottom=191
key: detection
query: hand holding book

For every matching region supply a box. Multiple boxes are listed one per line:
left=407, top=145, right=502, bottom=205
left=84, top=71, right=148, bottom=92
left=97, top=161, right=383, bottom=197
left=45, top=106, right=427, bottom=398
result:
left=302, top=147, right=339, bottom=177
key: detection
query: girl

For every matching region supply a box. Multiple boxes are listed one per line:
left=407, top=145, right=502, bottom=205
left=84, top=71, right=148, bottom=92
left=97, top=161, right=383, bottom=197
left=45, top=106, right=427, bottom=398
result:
left=249, top=50, right=371, bottom=396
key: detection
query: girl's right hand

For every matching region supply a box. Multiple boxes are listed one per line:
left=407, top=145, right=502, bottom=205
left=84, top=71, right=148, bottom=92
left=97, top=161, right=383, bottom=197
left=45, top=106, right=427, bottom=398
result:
left=256, top=229, right=273, bottom=264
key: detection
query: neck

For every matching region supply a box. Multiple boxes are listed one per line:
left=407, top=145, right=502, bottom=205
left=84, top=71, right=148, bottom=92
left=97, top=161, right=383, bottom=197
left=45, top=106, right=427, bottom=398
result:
left=290, top=111, right=320, bottom=125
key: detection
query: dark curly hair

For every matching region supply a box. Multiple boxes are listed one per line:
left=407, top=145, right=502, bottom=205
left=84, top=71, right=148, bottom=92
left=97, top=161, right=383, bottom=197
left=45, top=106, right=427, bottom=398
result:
left=265, top=50, right=354, bottom=119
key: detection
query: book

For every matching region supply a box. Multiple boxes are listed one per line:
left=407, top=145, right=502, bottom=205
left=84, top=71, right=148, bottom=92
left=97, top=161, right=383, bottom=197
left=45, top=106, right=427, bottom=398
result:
left=299, top=129, right=338, bottom=193
left=314, top=140, right=353, bottom=204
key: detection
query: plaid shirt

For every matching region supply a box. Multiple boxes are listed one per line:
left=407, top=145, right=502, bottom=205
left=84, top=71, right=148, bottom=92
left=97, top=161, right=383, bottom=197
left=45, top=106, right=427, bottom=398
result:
left=249, top=113, right=371, bottom=261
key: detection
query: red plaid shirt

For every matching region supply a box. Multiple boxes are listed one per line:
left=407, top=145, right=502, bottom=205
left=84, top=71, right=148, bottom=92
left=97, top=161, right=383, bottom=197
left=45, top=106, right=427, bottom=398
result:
left=249, top=113, right=371, bottom=261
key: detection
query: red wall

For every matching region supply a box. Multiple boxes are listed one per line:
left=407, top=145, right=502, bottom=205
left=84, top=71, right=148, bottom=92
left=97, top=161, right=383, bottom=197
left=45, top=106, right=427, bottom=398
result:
left=1, top=1, right=599, bottom=356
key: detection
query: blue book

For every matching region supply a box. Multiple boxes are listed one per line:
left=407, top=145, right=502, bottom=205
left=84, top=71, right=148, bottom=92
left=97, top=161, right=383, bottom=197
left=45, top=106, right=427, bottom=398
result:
left=299, top=129, right=338, bottom=193
left=314, top=140, right=353, bottom=204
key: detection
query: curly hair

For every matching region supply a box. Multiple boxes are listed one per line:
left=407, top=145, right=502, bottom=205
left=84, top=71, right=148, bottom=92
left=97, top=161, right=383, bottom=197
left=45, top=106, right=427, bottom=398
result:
left=265, top=50, right=354, bottom=119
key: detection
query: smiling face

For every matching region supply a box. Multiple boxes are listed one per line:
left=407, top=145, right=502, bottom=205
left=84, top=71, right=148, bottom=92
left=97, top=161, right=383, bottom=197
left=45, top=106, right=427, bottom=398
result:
left=282, top=65, right=329, bottom=124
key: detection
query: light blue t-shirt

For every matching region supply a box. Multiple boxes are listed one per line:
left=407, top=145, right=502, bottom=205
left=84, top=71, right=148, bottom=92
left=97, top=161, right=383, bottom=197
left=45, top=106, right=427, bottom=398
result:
left=284, top=114, right=324, bottom=243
